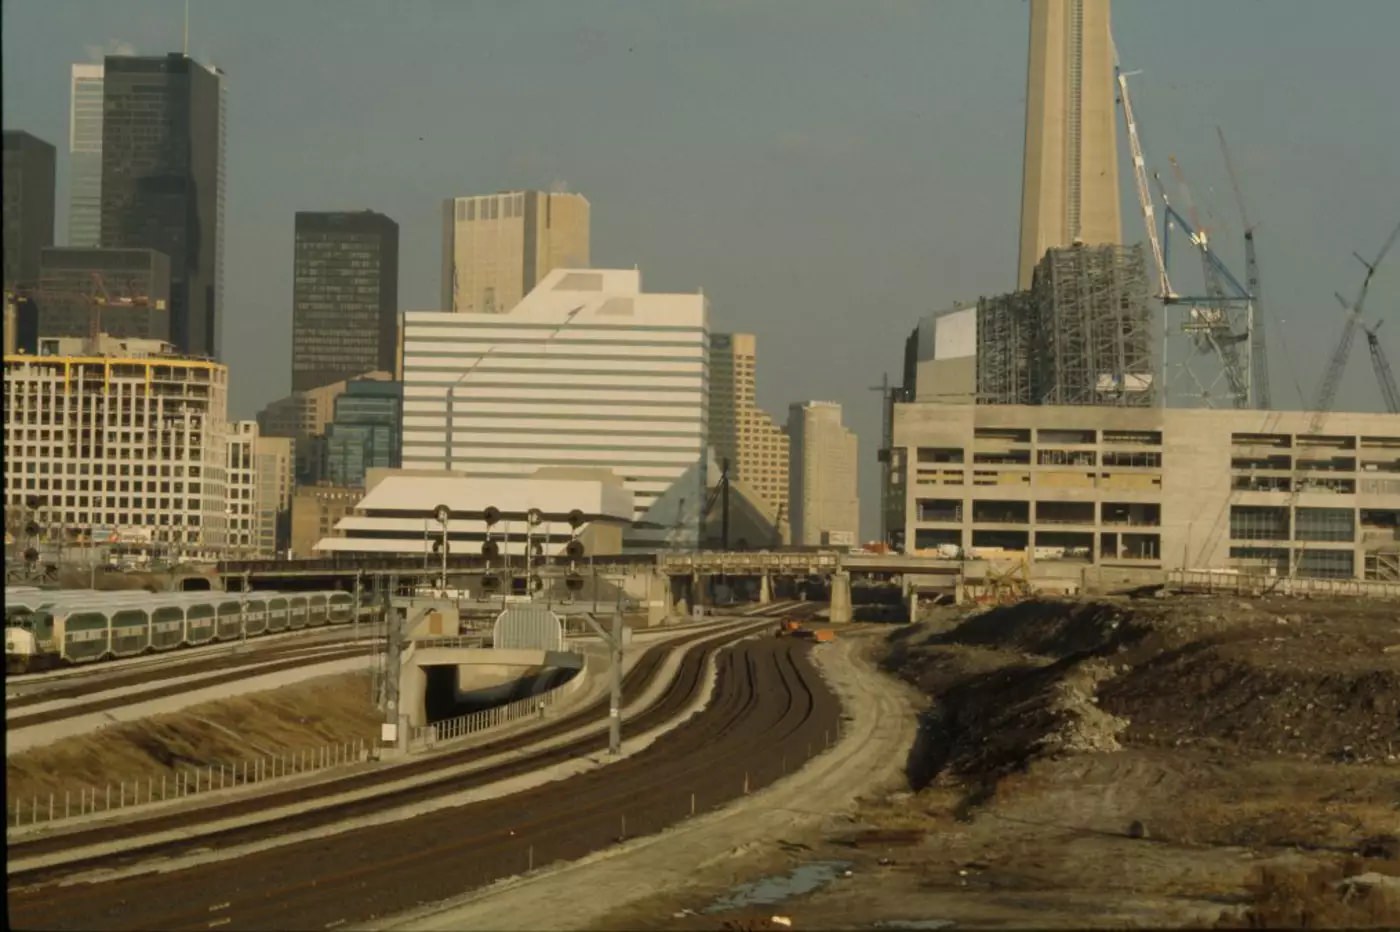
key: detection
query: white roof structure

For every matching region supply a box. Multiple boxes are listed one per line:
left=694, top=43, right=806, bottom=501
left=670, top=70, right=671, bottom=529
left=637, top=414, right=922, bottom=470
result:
left=314, top=469, right=635, bottom=557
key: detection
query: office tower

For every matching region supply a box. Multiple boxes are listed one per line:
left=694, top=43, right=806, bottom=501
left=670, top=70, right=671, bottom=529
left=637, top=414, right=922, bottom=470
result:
left=36, top=247, right=171, bottom=342
left=69, top=64, right=105, bottom=248
left=254, top=435, right=294, bottom=556
left=322, top=377, right=403, bottom=487
left=100, top=54, right=223, bottom=358
left=440, top=190, right=590, bottom=313
left=227, top=421, right=259, bottom=558
left=403, top=268, right=707, bottom=549
left=291, top=211, right=399, bottom=392
left=707, top=333, right=789, bottom=521
left=4, top=338, right=230, bottom=560
left=1017, top=0, right=1121, bottom=289
left=787, top=401, right=859, bottom=547
left=3, top=131, right=57, bottom=290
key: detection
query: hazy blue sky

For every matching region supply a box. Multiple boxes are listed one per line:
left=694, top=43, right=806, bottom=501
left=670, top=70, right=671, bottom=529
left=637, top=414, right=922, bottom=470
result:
left=4, top=0, right=1398, bottom=539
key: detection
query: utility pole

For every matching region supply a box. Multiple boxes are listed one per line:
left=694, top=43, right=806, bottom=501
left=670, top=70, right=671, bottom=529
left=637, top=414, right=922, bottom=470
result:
left=579, top=604, right=624, bottom=756
left=720, top=458, right=731, bottom=551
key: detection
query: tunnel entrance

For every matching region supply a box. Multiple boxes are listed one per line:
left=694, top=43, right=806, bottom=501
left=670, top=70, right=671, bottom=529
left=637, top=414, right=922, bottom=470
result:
left=422, top=663, right=580, bottom=723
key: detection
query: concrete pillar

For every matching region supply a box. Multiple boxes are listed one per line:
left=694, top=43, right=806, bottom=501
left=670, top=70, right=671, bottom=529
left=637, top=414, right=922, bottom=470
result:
left=669, top=574, right=690, bottom=620
left=906, top=589, right=919, bottom=624
left=758, top=573, right=772, bottom=605
left=829, top=570, right=852, bottom=624
left=691, top=572, right=703, bottom=616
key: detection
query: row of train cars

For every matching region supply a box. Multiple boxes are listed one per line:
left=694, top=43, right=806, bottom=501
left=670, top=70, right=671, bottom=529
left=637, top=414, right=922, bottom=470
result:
left=4, top=586, right=362, bottom=674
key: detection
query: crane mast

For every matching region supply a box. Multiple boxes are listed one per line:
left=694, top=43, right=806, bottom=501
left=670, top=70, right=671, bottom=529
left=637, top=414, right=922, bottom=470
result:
left=1365, top=324, right=1400, bottom=414
left=1115, top=64, right=1171, bottom=299
left=1218, top=127, right=1270, bottom=409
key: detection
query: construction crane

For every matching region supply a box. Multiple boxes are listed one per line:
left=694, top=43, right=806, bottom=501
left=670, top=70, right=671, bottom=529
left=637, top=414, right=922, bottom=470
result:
left=1364, top=321, right=1400, bottom=414
left=6, top=272, right=156, bottom=350
left=1115, top=62, right=1171, bottom=300
left=1277, top=219, right=1400, bottom=584
left=1218, top=126, right=1270, bottom=409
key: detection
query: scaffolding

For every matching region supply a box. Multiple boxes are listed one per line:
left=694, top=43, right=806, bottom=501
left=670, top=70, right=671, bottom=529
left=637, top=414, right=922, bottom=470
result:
left=976, top=245, right=1155, bottom=407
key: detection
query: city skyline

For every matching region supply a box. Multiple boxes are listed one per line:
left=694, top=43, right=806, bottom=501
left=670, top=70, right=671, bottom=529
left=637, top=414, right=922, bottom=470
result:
left=4, top=1, right=1399, bottom=539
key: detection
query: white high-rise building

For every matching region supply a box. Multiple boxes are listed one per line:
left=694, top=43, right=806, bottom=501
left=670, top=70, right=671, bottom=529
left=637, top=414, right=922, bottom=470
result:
left=68, top=64, right=104, bottom=248
left=402, top=268, right=707, bottom=549
left=4, top=336, right=230, bottom=560
left=227, top=420, right=258, bottom=558
left=788, top=401, right=860, bottom=547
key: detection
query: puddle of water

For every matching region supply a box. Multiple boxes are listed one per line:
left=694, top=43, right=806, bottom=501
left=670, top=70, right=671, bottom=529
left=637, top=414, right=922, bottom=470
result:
left=701, top=860, right=853, bottom=914
left=870, top=921, right=955, bottom=931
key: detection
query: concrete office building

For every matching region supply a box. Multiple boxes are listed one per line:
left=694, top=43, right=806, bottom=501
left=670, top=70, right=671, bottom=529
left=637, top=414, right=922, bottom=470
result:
left=36, top=247, right=171, bottom=342
left=3, top=336, right=230, bottom=560
left=3, top=131, right=57, bottom=290
left=440, top=190, right=590, bottom=314
left=323, top=377, right=402, bottom=487
left=101, top=54, right=224, bottom=358
left=708, top=333, right=790, bottom=530
left=890, top=402, right=1400, bottom=582
left=226, top=421, right=259, bottom=559
left=289, top=484, right=362, bottom=559
left=254, top=434, right=293, bottom=557
left=403, top=268, right=707, bottom=550
left=291, top=211, right=399, bottom=392
left=257, top=371, right=392, bottom=485
left=69, top=64, right=105, bottom=248
left=313, top=469, right=634, bottom=558
left=1017, top=0, right=1121, bottom=289
left=787, top=401, right=860, bottom=548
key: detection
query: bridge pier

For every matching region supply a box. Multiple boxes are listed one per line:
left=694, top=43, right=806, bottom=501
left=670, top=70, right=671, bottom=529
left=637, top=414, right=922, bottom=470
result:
left=829, top=570, right=852, bottom=624
left=758, top=573, right=772, bottom=605
left=906, top=588, right=919, bottom=624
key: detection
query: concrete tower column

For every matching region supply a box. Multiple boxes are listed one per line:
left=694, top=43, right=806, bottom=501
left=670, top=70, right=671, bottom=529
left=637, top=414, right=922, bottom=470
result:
left=759, top=573, right=773, bottom=605
left=829, top=570, right=852, bottom=624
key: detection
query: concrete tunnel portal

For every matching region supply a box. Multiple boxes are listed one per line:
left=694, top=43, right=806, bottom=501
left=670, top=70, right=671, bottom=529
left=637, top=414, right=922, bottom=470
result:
left=420, top=648, right=584, bottom=722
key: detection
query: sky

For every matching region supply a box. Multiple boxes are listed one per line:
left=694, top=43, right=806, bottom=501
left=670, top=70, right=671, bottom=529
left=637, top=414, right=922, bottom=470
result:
left=4, top=0, right=1399, bottom=541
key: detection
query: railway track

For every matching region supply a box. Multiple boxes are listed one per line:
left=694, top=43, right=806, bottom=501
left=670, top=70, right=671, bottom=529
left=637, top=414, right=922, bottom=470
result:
left=7, top=611, right=806, bottom=869
left=5, top=647, right=370, bottom=730
left=8, top=631, right=838, bottom=931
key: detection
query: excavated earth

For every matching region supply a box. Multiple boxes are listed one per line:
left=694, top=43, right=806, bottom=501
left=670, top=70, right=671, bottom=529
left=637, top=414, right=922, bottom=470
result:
left=613, top=595, right=1400, bottom=930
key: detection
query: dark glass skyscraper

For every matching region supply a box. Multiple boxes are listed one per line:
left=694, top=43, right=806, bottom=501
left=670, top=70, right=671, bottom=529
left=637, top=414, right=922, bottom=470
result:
left=100, top=54, right=223, bottom=358
left=2, top=130, right=57, bottom=291
left=292, top=211, right=399, bottom=392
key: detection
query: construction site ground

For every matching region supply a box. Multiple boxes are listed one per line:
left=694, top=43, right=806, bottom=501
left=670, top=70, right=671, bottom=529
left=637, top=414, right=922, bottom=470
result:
left=577, top=595, right=1400, bottom=930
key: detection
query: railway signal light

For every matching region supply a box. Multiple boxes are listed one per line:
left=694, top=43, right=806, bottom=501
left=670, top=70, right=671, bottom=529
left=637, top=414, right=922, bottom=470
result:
left=482, top=539, right=500, bottom=559
left=481, top=573, right=500, bottom=591
left=565, top=573, right=584, bottom=591
left=483, top=506, right=501, bottom=527
left=529, top=575, right=544, bottom=593
left=567, top=509, right=585, bottom=530
left=565, top=539, right=585, bottom=560
left=531, top=540, right=545, bottom=557
left=24, top=521, right=40, bottom=538
left=433, top=504, right=451, bottom=526
left=526, top=507, right=543, bottom=527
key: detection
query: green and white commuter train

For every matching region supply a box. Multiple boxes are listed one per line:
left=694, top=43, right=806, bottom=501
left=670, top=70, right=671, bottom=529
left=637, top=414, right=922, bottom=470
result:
left=4, top=588, right=356, bottom=673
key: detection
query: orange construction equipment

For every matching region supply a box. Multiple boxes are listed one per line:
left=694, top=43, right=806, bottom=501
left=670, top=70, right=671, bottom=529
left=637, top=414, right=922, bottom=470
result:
left=811, top=629, right=837, bottom=643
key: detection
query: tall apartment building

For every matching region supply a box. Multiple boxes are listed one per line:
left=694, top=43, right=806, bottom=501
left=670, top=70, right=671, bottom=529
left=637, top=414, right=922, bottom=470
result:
left=440, top=190, right=589, bottom=314
left=707, top=333, right=789, bottom=522
left=290, top=484, right=361, bottom=559
left=323, top=377, right=402, bottom=487
left=291, top=211, right=399, bottom=392
left=403, top=268, right=707, bottom=549
left=3, top=131, right=57, bottom=290
left=787, top=401, right=859, bottom=547
left=3, top=336, right=230, bottom=560
left=227, top=421, right=259, bottom=558
left=101, top=54, right=223, bottom=358
left=69, top=64, right=105, bottom=248
left=890, top=402, right=1400, bottom=581
left=36, top=247, right=171, bottom=342
left=254, top=435, right=293, bottom=556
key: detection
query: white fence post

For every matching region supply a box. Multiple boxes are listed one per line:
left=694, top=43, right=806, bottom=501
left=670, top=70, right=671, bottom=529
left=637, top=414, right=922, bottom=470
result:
left=106, top=784, right=111, bottom=810
left=49, top=794, right=54, bottom=822
left=162, top=773, right=167, bottom=800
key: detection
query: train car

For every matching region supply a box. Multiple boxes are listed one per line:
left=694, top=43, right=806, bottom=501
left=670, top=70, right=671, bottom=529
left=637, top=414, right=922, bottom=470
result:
left=215, top=599, right=243, bottom=641
left=185, top=602, right=216, bottom=646
left=328, top=591, right=354, bottom=625
left=151, top=603, right=186, bottom=650
left=110, top=607, right=152, bottom=657
left=307, top=593, right=329, bottom=628
left=288, top=594, right=309, bottom=630
left=266, top=595, right=290, bottom=633
left=242, top=595, right=269, bottom=637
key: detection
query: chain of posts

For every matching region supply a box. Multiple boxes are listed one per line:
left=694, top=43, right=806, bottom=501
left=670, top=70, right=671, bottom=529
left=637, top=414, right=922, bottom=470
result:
left=7, top=737, right=371, bottom=830
left=408, top=679, right=569, bottom=749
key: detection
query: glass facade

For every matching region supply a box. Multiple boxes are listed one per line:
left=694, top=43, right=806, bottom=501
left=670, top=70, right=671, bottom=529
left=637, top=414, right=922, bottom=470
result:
left=68, top=65, right=105, bottom=248
left=291, top=211, right=399, bottom=392
left=322, top=379, right=402, bottom=487
left=100, top=54, right=222, bottom=358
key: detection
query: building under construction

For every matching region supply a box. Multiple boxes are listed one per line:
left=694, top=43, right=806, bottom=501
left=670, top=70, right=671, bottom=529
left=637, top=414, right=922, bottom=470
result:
left=905, top=244, right=1155, bottom=408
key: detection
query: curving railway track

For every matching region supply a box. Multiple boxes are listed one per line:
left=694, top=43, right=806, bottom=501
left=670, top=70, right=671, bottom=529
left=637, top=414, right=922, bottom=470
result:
left=8, top=611, right=840, bottom=931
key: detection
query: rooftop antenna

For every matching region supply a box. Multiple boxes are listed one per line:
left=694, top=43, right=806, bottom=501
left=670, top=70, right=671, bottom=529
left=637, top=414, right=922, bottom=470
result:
left=183, top=0, right=190, bottom=56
